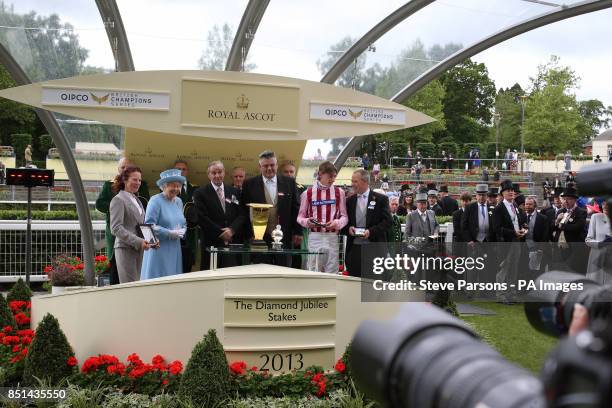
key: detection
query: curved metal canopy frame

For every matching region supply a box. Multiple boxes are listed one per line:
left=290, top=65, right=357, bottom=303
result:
left=226, top=0, right=270, bottom=71
left=333, top=0, right=612, bottom=168
left=96, top=0, right=135, bottom=72
left=320, top=0, right=435, bottom=84
left=0, top=43, right=96, bottom=285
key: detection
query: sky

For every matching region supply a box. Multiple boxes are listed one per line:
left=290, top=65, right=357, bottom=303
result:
left=8, top=0, right=612, bottom=159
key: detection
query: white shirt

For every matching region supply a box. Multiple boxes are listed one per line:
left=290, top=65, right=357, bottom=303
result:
left=358, top=189, right=370, bottom=213
left=127, top=192, right=143, bottom=216
left=503, top=199, right=519, bottom=231
left=262, top=175, right=277, bottom=203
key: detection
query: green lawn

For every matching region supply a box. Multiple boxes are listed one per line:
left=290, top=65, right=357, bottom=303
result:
left=461, top=302, right=558, bottom=374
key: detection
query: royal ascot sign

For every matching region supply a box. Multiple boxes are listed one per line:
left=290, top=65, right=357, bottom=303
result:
left=41, top=87, right=170, bottom=111
left=0, top=70, right=434, bottom=140
left=309, top=103, right=405, bottom=125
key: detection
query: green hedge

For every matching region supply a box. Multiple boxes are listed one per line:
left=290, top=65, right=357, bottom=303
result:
left=462, top=143, right=481, bottom=157
left=416, top=143, right=435, bottom=158
left=483, top=142, right=498, bottom=160
left=0, top=210, right=104, bottom=220
left=10, top=133, right=32, bottom=166
left=439, top=142, right=458, bottom=157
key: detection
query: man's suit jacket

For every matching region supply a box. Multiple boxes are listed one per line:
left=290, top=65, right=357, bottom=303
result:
left=461, top=201, right=494, bottom=242
left=404, top=209, right=439, bottom=239
left=452, top=208, right=464, bottom=242
left=342, top=190, right=392, bottom=249
left=492, top=201, right=526, bottom=242
left=429, top=203, right=443, bottom=216
left=554, top=206, right=587, bottom=242
left=194, top=183, right=246, bottom=246
left=542, top=206, right=562, bottom=241
left=440, top=195, right=459, bottom=216
left=241, top=174, right=302, bottom=246
left=526, top=211, right=550, bottom=243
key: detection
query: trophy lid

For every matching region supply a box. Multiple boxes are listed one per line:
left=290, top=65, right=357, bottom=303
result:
left=247, top=203, right=274, bottom=208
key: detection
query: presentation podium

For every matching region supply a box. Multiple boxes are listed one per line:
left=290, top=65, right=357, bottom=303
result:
left=32, top=265, right=420, bottom=372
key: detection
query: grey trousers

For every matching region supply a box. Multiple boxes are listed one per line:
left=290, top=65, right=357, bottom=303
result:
left=114, top=246, right=144, bottom=283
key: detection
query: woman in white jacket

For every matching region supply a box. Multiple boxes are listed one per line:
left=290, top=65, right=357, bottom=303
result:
left=585, top=201, right=611, bottom=283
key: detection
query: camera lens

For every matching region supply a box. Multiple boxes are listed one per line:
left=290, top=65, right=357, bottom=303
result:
left=352, top=303, right=544, bottom=408
left=524, top=271, right=612, bottom=337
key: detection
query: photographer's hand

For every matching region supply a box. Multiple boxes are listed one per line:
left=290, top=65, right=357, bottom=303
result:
left=569, top=304, right=589, bottom=336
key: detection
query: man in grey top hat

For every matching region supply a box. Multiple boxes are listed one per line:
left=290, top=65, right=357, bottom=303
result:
left=427, top=189, right=443, bottom=216
left=405, top=192, right=439, bottom=239
left=461, top=184, right=494, bottom=244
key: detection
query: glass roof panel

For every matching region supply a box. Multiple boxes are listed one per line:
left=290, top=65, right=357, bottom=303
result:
left=0, top=0, right=115, bottom=81
left=300, top=0, right=564, bottom=161
left=350, top=0, right=563, bottom=99
left=117, top=0, right=248, bottom=70
left=249, top=0, right=407, bottom=81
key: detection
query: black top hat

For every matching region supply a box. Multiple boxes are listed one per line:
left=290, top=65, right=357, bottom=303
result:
left=487, top=187, right=499, bottom=197
left=561, top=186, right=579, bottom=198
left=439, top=185, right=449, bottom=193
left=514, top=194, right=525, bottom=207
left=400, top=184, right=411, bottom=192
left=426, top=182, right=437, bottom=191
left=499, top=180, right=514, bottom=193
left=552, top=186, right=563, bottom=197
left=512, top=183, right=521, bottom=194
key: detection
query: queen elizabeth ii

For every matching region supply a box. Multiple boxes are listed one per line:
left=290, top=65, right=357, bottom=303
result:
left=141, top=169, right=187, bottom=280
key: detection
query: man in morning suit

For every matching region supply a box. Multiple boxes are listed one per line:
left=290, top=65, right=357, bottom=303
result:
left=438, top=185, right=458, bottom=216
left=193, top=161, right=246, bottom=270
left=241, top=151, right=302, bottom=265
left=492, top=180, right=527, bottom=302
left=523, top=196, right=550, bottom=275
left=553, top=186, right=588, bottom=273
left=342, top=169, right=392, bottom=277
left=461, top=184, right=494, bottom=244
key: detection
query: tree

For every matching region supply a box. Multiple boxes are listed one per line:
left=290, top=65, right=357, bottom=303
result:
left=493, top=83, right=524, bottom=153
left=198, top=23, right=255, bottom=71
left=317, top=36, right=366, bottom=89
left=577, top=99, right=612, bottom=141
left=436, top=59, right=496, bottom=145
left=23, top=313, right=75, bottom=385
left=0, top=2, right=90, bottom=81
left=0, top=65, right=41, bottom=146
left=178, top=329, right=231, bottom=407
left=523, top=56, right=587, bottom=155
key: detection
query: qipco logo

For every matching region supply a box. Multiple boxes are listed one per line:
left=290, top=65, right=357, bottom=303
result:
left=324, top=108, right=347, bottom=117
left=60, top=92, right=89, bottom=102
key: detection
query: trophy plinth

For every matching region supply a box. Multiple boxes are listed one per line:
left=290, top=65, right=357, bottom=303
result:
left=247, top=203, right=274, bottom=251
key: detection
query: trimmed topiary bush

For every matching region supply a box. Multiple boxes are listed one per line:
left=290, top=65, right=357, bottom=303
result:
left=7, top=278, right=32, bottom=303
left=178, top=328, right=231, bottom=407
left=0, top=294, right=16, bottom=329
left=10, top=133, right=32, bottom=166
left=23, top=313, right=76, bottom=385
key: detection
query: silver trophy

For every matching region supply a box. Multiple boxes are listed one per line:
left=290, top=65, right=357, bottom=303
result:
left=271, top=225, right=283, bottom=250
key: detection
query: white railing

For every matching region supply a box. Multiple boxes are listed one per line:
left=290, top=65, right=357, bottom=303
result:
left=0, top=220, right=106, bottom=281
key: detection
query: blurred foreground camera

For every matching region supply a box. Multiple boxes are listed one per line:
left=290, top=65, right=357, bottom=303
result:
left=351, top=302, right=544, bottom=408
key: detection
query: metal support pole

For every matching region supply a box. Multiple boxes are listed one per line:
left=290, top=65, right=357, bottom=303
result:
left=521, top=95, right=527, bottom=173
left=26, top=186, right=32, bottom=285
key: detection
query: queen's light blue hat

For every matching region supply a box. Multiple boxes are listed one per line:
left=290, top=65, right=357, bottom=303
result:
left=156, top=169, right=185, bottom=188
